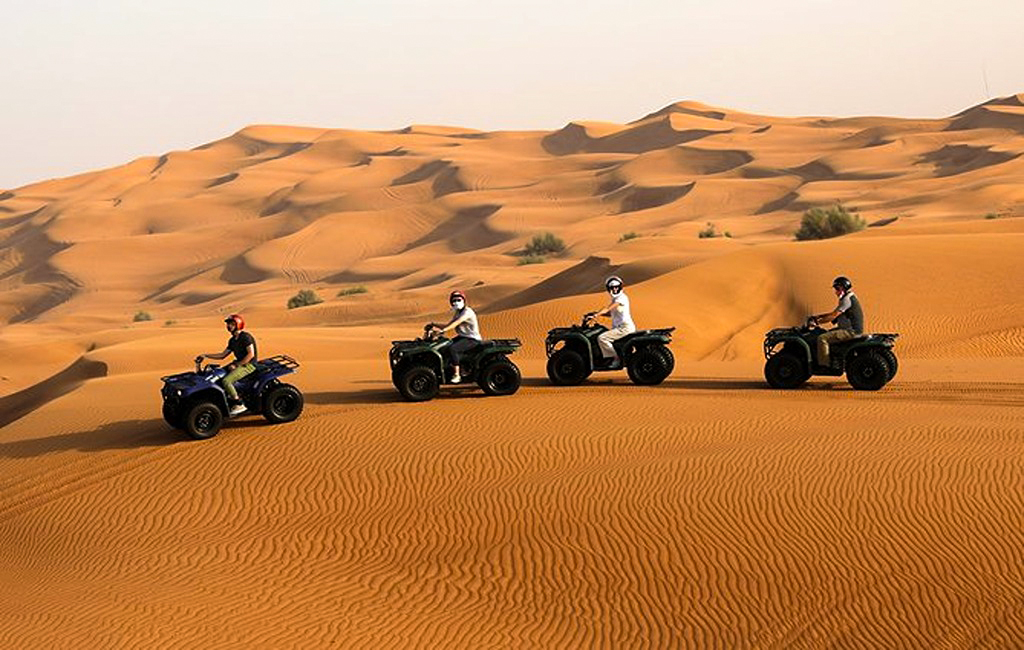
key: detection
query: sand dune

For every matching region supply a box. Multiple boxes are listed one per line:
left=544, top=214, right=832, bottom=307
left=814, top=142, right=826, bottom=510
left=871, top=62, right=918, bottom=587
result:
left=2, top=96, right=1024, bottom=647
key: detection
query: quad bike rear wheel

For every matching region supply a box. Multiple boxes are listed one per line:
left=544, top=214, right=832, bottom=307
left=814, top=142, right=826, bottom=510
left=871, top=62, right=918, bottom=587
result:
left=879, top=348, right=899, bottom=382
left=262, top=383, right=304, bottom=424
left=846, top=351, right=889, bottom=391
left=478, top=358, right=522, bottom=396
left=627, top=346, right=673, bottom=385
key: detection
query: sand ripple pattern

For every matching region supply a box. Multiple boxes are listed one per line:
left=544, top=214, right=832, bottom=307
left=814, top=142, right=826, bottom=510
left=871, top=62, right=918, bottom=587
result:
left=2, top=378, right=1023, bottom=648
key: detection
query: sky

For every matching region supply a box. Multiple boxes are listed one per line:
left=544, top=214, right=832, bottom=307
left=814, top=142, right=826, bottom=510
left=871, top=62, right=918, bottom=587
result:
left=2, top=0, right=1022, bottom=189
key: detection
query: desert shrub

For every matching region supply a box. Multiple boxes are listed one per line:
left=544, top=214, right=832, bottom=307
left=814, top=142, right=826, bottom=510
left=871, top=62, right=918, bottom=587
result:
left=619, top=232, right=641, bottom=242
left=794, top=205, right=866, bottom=241
left=724, top=231, right=733, bottom=238
left=518, top=254, right=546, bottom=265
left=337, top=285, right=368, bottom=297
left=698, top=222, right=720, bottom=239
left=164, top=320, right=176, bottom=327
left=287, top=289, right=323, bottom=309
left=524, top=232, right=565, bottom=255
left=985, top=212, right=998, bottom=220
left=133, top=310, right=152, bottom=322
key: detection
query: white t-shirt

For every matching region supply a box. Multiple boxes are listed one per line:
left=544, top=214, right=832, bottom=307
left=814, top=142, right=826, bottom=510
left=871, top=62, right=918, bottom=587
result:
left=454, top=306, right=482, bottom=340
left=610, top=292, right=634, bottom=329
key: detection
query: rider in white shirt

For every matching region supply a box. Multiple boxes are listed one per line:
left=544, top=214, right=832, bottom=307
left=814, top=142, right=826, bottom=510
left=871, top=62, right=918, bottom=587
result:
left=592, top=276, right=636, bottom=368
left=431, top=290, right=481, bottom=383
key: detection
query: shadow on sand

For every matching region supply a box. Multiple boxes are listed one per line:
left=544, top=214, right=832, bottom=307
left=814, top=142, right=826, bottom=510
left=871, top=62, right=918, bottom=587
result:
left=0, top=416, right=280, bottom=459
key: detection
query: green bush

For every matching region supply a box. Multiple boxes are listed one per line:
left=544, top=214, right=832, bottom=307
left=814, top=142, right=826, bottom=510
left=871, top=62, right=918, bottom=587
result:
left=518, top=254, right=546, bottom=265
left=287, top=289, right=323, bottom=309
left=133, top=310, right=152, bottom=322
left=619, top=232, right=641, bottom=242
left=794, top=204, right=866, bottom=241
left=524, top=232, right=565, bottom=255
left=985, top=212, right=998, bottom=220
left=698, top=222, right=720, bottom=239
left=337, top=285, right=368, bottom=297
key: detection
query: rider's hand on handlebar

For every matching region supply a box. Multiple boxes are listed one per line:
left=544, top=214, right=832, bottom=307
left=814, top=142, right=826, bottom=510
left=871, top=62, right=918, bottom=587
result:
left=194, top=355, right=204, bottom=364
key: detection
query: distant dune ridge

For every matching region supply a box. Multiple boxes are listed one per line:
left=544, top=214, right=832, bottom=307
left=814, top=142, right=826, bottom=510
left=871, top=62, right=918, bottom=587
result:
left=1, top=97, right=1024, bottom=647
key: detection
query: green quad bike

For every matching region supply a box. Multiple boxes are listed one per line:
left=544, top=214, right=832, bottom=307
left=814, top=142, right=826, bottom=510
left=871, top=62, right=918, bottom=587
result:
left=763, top=319, right=900, bottom=391
left=389, top=324, right=523, bottom=401
left=545, top=312, right=676, bottom=386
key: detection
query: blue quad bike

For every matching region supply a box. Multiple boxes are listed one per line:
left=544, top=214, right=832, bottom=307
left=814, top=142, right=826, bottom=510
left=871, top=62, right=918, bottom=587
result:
left=545, top=313, right=676, bottom=386
left=389, top=324, right=523, bottom=401
left=160, top=355, right=304, bottom=439
left=763, top=319, right=900, bottom=391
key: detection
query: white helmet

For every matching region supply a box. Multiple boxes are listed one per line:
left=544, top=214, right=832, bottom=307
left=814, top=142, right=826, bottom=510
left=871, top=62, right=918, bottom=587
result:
left=605, top=276, right=624, bottom=293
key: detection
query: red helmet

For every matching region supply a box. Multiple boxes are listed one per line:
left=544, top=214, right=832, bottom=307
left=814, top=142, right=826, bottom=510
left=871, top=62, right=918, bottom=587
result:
left=449, top=290, right=466, bottom=304
left=224, top=313, right=245, bottom=330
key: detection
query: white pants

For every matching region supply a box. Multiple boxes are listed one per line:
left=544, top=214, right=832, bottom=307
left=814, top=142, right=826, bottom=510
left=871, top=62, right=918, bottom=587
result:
left=598, top=324, right=636, bottom=359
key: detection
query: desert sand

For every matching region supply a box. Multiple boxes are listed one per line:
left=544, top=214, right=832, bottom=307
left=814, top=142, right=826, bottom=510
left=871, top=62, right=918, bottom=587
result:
left=1, top=95, right=1023, bottom=647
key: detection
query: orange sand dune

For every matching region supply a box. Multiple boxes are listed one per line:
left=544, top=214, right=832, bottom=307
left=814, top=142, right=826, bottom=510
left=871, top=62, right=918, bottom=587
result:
left=2, top=96, right=1024, bottom=647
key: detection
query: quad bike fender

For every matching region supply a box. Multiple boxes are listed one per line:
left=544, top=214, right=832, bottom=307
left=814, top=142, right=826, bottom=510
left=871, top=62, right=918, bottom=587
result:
left=395, top=349, right=445, bottom=377
left=546, top=332, right=595, bottom=372
left=618, top=333, right=672, bottom=359
left=186, top=387, right=231, bottom=415
left=843, top=340, right=892, bottom=359
left=770, top=336, right=813, bottom=365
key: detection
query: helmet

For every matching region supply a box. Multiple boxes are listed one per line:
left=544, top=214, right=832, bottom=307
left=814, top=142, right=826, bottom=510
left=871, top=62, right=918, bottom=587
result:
left=224, top=313, right=245, bottom=330
left=832, top=276, right=852, bottom=291
left=605, top=276, right=624, bottom=292
left=449, top=290, right=466, bottom=304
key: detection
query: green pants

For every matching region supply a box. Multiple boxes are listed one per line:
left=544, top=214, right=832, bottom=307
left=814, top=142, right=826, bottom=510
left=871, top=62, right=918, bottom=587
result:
left=222, top=363, right=256, bottom=401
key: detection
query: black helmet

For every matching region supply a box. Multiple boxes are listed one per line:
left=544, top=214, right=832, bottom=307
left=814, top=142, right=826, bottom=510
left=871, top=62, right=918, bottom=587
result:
left=605, top=276, right=624, bottom=293
left=832, top=276, right=852, bottom=291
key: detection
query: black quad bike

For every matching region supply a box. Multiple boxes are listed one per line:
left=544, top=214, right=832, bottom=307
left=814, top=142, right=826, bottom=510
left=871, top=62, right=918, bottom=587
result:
left=389, top=324, right=523, bottom=401
left=160, top=355, right=305, bottom=440
left=545, top=313, right=676, bottom=386
left=763, top=320, right=900, bottom=391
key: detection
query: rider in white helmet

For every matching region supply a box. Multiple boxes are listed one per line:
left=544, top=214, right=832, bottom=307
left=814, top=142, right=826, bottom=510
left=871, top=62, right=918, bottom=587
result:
left=591, top=276, right=636, bottom=368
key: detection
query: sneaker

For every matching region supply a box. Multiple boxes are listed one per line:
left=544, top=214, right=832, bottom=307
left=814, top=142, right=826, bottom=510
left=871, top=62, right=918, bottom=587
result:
left=451, top=374, right=462, bottom=384
left=229, top=403, right=247, bottom=416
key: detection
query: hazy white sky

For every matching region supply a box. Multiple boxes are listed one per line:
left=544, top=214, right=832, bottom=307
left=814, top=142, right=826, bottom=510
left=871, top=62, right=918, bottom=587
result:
left=2, top=0, right=1022, bottom=189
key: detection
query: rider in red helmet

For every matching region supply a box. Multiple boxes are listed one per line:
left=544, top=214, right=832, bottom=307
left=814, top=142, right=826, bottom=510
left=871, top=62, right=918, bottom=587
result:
left=429, top=290, right=481, bottom=383
left=196, top=314, right=259, bottom=415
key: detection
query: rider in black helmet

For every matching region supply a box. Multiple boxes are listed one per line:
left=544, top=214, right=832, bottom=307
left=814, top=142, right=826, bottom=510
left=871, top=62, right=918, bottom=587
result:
left=810, top=276, right=865, bottom=367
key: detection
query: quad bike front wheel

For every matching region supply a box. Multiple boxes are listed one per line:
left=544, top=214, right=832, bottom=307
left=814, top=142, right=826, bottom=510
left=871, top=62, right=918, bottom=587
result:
left=478, top=359, right=522, bottom=396
left=627, top=346, right=673, bottom=385
left=184, top=401, right=224, bottom=440
left=764, top=352, right=810, bottom=389
left=846, top=351, right=889, bottom=391
left=546, top=349, right=589, bottom=386
left=262, top=383, right=304, bottom=424
left=162, top=401, right=183, bottom=429
left=397, top=365, right=440, bottom=402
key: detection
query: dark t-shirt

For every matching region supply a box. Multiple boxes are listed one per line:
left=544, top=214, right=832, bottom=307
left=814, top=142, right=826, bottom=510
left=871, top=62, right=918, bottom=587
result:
left=227, top=331, right=258, bottom=363
left=835, top=292, right=864, bottom=335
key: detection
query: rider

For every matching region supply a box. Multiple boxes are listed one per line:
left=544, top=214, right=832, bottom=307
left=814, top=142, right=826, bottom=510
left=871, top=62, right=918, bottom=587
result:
left=592, top=275, right=636, bottom=368
left=430, top=290, right=481, bottom=384
left=811, top=276, right=864, bottom=367
left=196, top=314, right=258, bottom=416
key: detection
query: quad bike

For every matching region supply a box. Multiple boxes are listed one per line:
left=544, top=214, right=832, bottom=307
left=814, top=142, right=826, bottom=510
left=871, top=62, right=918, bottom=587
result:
left=763, top=319, right=899, bottom=391
left=389, top=324, right=523, bottom=402
left=160, top=355, right=304, bottom=439
left=545, top=313, right=676, bottom=386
